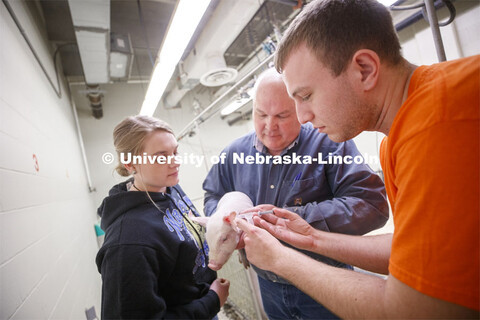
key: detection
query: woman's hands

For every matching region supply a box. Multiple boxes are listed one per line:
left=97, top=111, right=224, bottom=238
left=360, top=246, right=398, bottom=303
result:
left=210, top=278, right=230, bottom=306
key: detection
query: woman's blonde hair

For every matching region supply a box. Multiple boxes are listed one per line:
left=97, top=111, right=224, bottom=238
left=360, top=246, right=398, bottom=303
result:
left=113, top=115, right=174, bottom=176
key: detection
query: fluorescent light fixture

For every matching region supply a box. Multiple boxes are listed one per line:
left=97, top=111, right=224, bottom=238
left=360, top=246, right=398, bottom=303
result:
left=110, top=33, right=133, bottom=80
left=221, top=87, right=255, bottom=116
left=110, top=52, right=128, bottom=78
left=377, top=0, right=398, bottom=6
left=221, top=97, right=252, bottom=116
left=140, top=0, right=211, bottom=116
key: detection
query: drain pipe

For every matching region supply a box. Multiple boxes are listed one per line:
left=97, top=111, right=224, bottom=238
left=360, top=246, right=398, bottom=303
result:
left=68, top=83, right=96, bottom=193
left=86, top=84, right=104, bottom=119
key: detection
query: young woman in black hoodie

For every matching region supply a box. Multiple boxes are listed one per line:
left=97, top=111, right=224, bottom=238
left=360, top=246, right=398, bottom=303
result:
left=96, top=115, right=229, bottom=319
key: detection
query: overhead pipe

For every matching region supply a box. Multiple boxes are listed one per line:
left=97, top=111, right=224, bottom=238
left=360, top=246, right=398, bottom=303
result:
left=177, top=54, right=274, bottom=141
left=164, top=0, right=265, bottom=108
left=2, top=0, right=62, bottom=98
left=392, top=0, right=456, bottom=62
left=227, top=109, right=252, bottom=126
left=393, top=0, right=455, bottom=31
left=424, top=0, right=447, bottom=61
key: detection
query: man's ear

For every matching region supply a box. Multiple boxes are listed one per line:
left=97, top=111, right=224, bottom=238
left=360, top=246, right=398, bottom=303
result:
left=349, top=49, right=379, bottom=91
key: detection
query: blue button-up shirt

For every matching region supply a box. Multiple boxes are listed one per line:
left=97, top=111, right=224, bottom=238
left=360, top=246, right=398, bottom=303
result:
left=203, top=124, right=388, bottom=283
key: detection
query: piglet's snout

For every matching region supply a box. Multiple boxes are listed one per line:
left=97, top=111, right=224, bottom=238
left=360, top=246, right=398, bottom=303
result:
left=208, top=261, right=222, bottom=271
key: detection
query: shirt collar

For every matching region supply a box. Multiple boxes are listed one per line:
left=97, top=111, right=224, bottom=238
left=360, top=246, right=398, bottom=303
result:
left=253, top=133, right=300, bottom=155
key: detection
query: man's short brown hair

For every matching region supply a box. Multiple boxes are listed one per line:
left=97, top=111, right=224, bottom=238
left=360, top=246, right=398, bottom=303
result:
left=275, top=0, right=402, bottom=76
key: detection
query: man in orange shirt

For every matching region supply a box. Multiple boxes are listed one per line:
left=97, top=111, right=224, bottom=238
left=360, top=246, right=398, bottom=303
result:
left=235, top=0, right=479, bottom=318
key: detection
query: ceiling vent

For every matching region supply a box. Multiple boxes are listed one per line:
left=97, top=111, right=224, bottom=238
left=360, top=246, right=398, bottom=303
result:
left=199, top=52, right=238, bottom=87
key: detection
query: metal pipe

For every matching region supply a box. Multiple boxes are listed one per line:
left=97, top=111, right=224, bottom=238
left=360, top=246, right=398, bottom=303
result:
left=227, top=109, right=252, bottom=126
left=394, top=0, right=452, bottom=32
left=244, top=267, right=265, bottom=320
left=391, top=1, right=424, bottom=11
left=68, top=83, right=96, bottom=193
left=395, top=8, right=425, bottom=31
left=177, top=54, right=274, bottom=141
left=424, top=0, right=447, bottom=61
left=267, top=0, right=299, bottom=6
left=68, top=78, right=151, bottom=85
left=2, top=0, right=62, bottom=98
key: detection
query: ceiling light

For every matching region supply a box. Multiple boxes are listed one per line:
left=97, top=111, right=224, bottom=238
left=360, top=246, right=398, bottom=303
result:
left=377, top=0, right=399, bottom=6
left=221, top=87, right=255, bottom=116
left=221, top=97, right=252, bottom=116
left=139, top=0, right=211, bottom=116
left=110, top=33, right=133, bottom=80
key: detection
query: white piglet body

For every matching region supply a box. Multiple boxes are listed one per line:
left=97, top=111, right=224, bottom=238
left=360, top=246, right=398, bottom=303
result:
left=192, top=191, right=253, bottom=271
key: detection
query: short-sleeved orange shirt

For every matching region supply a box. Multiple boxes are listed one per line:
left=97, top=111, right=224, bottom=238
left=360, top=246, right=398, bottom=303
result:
left=380, top=55, right=480, bottom=310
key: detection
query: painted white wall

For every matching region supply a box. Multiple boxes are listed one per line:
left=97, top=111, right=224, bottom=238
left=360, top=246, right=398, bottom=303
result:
left=0, top=1, right=101, bottom=318
left=3, top=0, right=476, bottom=316
left=74, top=82, right=148, bottom=208
left=398, top=1, right=480, bottom=65
left=171, top=89, right=254, bottom=213
left=75, top=80, right=254, bottom=214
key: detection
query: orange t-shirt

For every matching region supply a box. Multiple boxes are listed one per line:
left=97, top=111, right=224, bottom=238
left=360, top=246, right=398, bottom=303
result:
left=380, top=55, right=480, bottom=310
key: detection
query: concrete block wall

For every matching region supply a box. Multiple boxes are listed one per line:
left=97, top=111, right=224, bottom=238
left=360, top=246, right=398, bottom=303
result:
left=0, top=0, right=478, bottom=317
left=0, top=1, right=101, bottom=318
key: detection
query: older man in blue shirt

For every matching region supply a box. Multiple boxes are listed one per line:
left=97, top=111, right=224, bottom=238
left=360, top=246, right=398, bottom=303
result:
left=203, top=68, right=388, bottom=320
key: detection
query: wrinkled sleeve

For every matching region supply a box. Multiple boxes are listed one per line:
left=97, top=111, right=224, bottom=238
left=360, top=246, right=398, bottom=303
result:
left=100, top=245, right=219, bottom=319
left=286, top=140, right=389, bottom=235
left=203, top=148, right=234, bottom=216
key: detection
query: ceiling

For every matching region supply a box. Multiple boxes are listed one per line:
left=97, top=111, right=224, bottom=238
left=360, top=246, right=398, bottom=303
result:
left=34, top=0, right=444, bottom=120
left=35, top=0, right=304, bottom=119
left=223, top=0, right=298, bottom=67
left=38, top=0, right=303, bottom=82
left=39, top=0, right=177, bottom=81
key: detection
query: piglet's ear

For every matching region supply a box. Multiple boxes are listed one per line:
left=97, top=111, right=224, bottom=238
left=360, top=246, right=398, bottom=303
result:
left=223, top=211, right=237, bottom=224
left=226, top=211, right=242, bottom=232
left=191, top=216, right=209, bottom=228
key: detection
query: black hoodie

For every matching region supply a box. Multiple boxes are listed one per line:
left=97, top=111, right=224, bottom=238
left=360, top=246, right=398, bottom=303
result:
left=96, top=179, right=219, bottom=319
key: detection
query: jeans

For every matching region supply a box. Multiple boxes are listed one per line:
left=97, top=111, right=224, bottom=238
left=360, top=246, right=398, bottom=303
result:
left=258, top=276, right=340, bottom=320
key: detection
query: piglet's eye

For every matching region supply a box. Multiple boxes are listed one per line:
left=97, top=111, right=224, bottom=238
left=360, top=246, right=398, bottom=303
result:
left=222, top=236, right=228, bottom=242
left=301, top=94, right=311, bottom=102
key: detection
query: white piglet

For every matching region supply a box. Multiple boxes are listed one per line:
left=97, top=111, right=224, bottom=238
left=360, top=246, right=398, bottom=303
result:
left=190, top=191, right=253, bottom=271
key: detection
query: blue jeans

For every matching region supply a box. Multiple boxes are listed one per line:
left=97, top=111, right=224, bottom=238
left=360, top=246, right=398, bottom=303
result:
left=258, top=276, right=340, bottom=320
